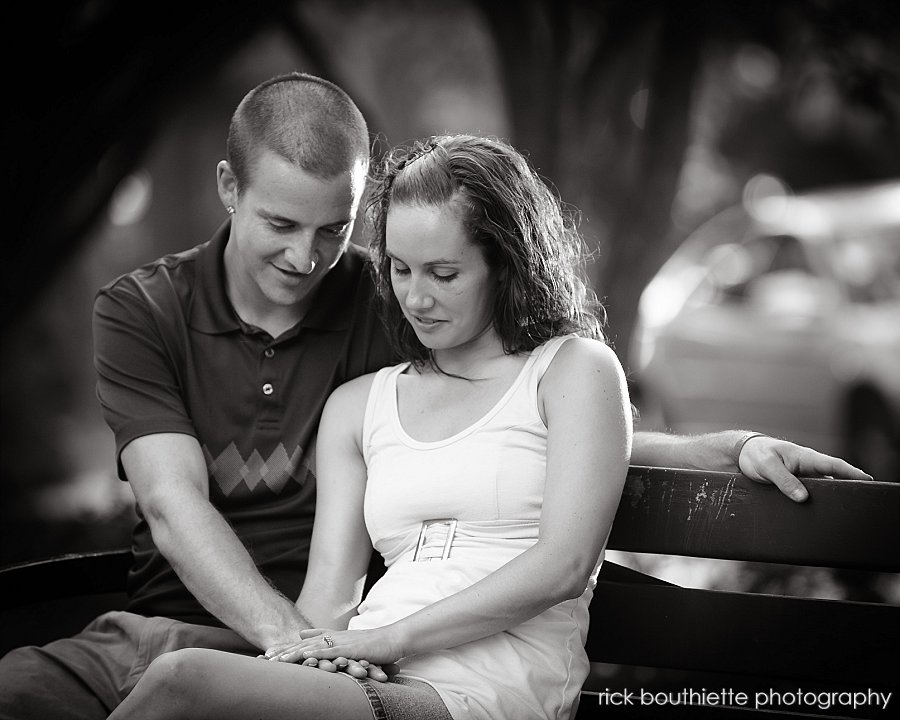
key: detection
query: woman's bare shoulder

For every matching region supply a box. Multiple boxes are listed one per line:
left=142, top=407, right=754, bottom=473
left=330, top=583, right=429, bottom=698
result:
left=324, top=371, right=382, bottom=419
left=549, top=336, right=621, bottom=378
left=540, top=336, right=627, bottom=409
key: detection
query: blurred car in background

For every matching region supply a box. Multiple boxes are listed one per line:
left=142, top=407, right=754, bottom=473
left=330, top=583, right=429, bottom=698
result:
left=630, top=180, right=900, bottom=482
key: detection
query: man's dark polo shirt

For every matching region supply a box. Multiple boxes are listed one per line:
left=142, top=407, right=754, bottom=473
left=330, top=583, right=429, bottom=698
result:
left=93, top=223, right=394, bottom=624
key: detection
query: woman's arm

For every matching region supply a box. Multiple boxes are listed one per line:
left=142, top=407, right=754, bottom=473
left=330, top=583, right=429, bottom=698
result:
left=265, top=373, right=395, bottom=681
left=279, top=337, right=631, bottom=664
left=292, top=375, right=376, bottom=630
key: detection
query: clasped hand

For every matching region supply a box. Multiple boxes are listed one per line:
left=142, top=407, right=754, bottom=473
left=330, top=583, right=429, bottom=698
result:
left=262, top=627, right=401, bottom=682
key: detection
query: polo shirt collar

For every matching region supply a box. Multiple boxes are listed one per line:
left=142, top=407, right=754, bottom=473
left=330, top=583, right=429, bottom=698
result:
left=189, top=221, right=362, bottom=334
left=189, top=221, right=241, bottom=334
left=300, top=242, right=367, bottom=331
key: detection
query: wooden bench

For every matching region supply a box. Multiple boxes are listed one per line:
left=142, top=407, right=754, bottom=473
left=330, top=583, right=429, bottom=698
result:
left=2, top=467, right=898, bottom=718
left=580, top=467, right=899, bottom=719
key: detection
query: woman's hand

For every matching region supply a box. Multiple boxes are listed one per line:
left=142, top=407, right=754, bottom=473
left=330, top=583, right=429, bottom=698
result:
left=265, top=627, right=403, bottom=669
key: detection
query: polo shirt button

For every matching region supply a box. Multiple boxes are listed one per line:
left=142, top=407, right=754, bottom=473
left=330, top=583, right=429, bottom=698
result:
left=262, top=383, right=274, bottom=395
left=264, top=348, right=275, bottom=358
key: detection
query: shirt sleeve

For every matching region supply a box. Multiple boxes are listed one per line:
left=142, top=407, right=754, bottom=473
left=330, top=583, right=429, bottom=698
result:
left=93, top=276, right=197, bottom=480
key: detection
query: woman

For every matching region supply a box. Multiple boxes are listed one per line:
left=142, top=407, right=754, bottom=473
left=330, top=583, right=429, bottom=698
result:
left=110, top=135, right=632, bottom=720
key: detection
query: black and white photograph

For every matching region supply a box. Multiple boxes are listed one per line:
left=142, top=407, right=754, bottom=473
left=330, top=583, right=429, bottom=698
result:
left=2, top=1, right=898, bottom=718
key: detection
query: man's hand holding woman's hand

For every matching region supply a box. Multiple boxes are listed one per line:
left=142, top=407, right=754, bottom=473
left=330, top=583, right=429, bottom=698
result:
left=261, top=628, right=401, bottom=682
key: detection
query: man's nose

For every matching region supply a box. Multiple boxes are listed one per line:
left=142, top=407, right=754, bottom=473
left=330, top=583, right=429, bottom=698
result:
left=283, top=233, right=318, bottom=274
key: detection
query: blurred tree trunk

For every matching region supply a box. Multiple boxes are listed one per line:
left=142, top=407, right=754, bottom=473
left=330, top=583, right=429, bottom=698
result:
left=3, top=0, right=296, bottom=333
left=474, top=0, right=706, bottom=361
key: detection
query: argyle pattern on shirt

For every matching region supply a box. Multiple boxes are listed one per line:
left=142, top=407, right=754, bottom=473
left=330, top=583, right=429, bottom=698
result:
left=202, top=441, right=314, bottom=496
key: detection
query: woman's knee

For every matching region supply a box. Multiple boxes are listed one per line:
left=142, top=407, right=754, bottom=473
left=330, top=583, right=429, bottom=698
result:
left=138, top=648, right=214, bottom=710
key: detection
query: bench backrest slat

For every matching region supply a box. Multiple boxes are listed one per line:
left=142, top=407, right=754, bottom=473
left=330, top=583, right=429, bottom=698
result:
left=608, top=467, right=900, bottom=573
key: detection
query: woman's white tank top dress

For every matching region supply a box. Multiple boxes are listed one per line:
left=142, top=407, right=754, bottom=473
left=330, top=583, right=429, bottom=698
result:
left=347, top=335, right=603, bottom=720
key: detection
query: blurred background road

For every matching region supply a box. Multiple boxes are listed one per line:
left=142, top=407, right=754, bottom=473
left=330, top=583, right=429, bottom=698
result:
left=2, top=0, right=898, bottom=602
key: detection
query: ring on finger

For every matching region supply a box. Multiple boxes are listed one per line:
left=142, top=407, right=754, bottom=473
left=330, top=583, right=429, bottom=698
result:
left=323, top=635, right=335, bottom=648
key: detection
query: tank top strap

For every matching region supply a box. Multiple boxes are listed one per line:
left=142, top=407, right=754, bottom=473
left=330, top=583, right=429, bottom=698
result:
left=362, top=362, right=409, bottom=464
left=493, top=334, right=578, bottom=427
left=523, top=334, right=577, bottom=402
left=524, top=334, right=578, bottom=390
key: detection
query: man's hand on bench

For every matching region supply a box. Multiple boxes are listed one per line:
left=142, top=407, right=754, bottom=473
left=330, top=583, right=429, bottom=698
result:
left=738, top=435, right=873, bottom=502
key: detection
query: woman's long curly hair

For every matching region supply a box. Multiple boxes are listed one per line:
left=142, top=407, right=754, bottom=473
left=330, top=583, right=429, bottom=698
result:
left=367, top=134, right=606, bottom=367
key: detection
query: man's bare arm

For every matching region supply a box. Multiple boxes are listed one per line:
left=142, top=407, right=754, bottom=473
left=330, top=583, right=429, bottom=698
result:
left=632, top=430, right=872, bottom=502
left=122, top=433, right=306, bottom=649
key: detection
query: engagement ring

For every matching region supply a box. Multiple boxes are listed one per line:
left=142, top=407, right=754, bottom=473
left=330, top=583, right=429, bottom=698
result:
left=323, top=635, right=335, bottom=648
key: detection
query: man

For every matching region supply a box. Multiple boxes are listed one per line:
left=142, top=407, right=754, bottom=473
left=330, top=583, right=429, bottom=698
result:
left=0, top=72, right=870, bottom=719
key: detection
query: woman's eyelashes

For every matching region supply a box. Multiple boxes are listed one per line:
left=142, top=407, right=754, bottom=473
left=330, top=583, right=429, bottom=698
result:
left=390, top=262, right=457, bottom=283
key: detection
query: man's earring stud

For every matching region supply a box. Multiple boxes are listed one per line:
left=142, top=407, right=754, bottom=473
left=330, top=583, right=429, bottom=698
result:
left=226, top=205, right=235, bottom=215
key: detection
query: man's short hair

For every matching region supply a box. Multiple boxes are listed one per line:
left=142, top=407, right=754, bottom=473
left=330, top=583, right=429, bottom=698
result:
left=227, top=72, right=369, bottom=192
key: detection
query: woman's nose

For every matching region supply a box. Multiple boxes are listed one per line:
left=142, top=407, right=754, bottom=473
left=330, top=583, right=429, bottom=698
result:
left=404, top=276, right=435, bottom=310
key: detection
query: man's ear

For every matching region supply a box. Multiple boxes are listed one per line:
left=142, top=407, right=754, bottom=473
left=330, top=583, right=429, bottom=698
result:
left=216, top=160, right=238, bottom=209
